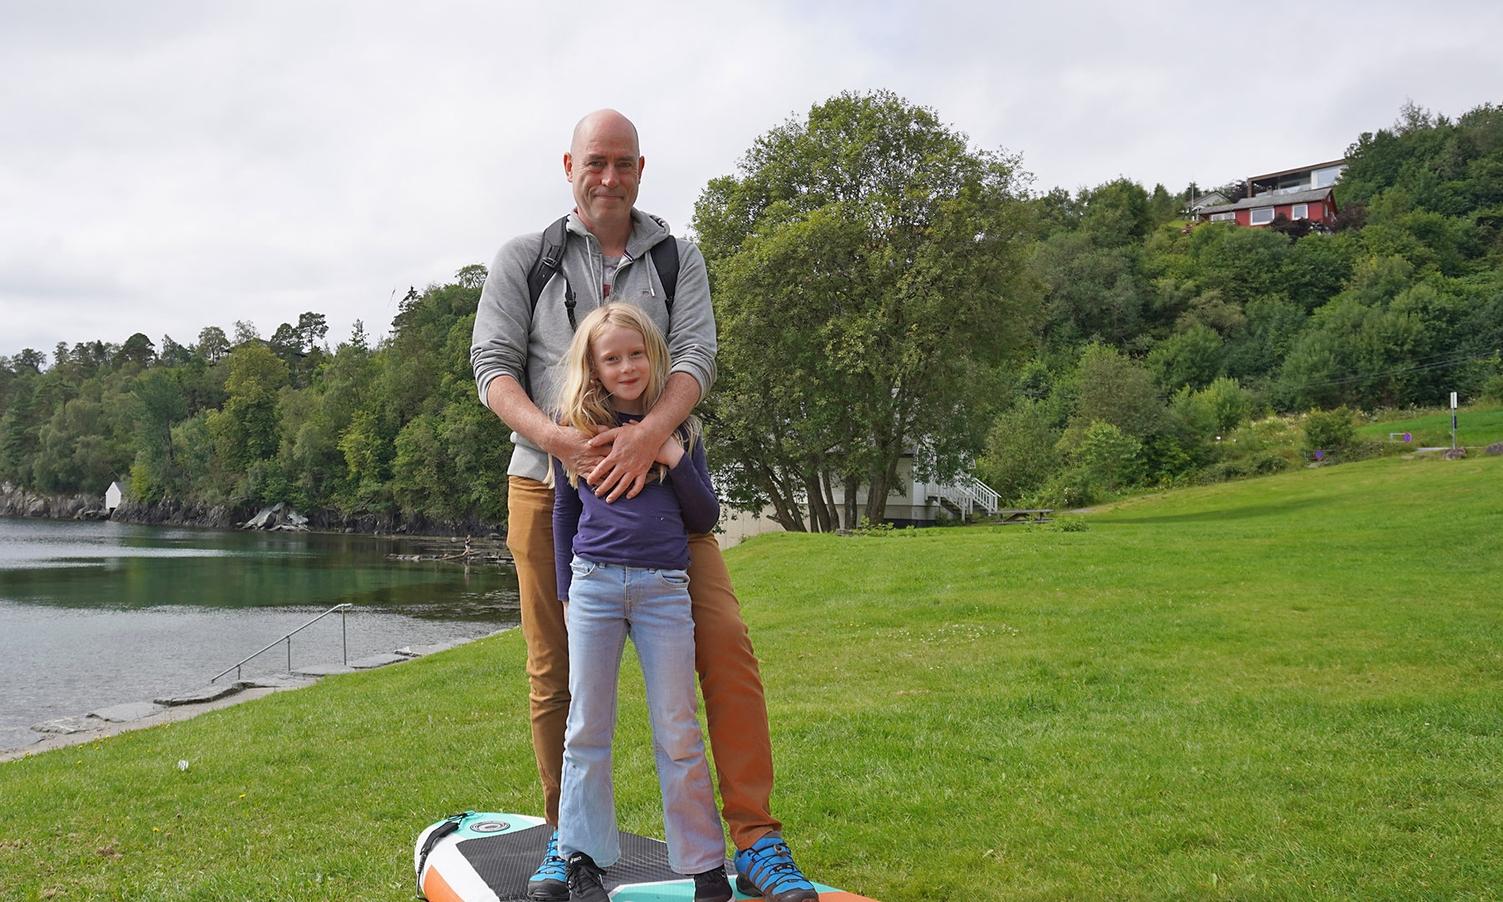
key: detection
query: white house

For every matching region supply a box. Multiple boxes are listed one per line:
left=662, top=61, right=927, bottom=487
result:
left=828, top=454, right=1000, bottom=526
left=105, top=481, right=124, bottom=513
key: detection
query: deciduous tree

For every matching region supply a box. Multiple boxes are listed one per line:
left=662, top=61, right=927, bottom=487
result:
left=693, top=90, right=1036, bottom=526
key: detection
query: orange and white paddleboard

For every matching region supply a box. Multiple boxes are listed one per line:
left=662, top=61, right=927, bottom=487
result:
left=415, top=812, right=877, bottom=901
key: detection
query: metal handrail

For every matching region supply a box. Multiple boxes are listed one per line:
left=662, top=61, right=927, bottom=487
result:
left=211, top=603, right=352, bottom=683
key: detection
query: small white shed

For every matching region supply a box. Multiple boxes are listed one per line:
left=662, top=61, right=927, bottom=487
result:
left=105, top=481, right=124, bottom=512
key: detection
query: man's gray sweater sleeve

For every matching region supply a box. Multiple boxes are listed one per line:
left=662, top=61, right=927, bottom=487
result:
left=470, top=234, right=541, bottom=404
left=663, top=239, right=717, bottom=399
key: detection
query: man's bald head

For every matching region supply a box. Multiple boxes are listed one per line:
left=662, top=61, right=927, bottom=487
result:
left=563, top=109, right=645, bottom=242
left=571, top=109, right=640, bottom=157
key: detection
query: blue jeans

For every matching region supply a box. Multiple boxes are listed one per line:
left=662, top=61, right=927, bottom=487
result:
left=557, top=557, right=725, bottom=875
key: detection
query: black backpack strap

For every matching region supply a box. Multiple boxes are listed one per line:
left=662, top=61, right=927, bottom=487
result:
left=648, top=236, right=680, bottom=315
left=528, top=216, right=577, bottom=329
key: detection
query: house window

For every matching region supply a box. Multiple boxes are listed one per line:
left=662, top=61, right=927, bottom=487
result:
left=1292, top=204, right=1309, bottom=220
left=1250, top=207, right=1275, bottom=225
left=1312, top=165, right=1344, bottom=188
left=1209, top=211, right=1235, bottom=222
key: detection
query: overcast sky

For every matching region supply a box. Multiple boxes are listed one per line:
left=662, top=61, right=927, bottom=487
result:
left=3, top=1, right=1501, bottom=359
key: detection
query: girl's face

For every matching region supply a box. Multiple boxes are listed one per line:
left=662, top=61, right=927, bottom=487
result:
left=591, top=323, right=650, bottom=413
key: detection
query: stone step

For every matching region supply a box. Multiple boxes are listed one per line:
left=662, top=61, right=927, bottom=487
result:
left=349, top=652, right=409, bottom=670
left=154, top=684, right=242, bottom=706
left=88, top=701, right=164, bottom=723
left=395, top=639, right=465, bottom=657
left=236, top=675, right=316, bottom=690
left=32, top=716, right=96, bottom=735
left=291, top=663, right=355, bottom=677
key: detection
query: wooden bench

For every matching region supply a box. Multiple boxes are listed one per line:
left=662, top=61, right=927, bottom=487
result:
left=995, top=508, right=1053, bottom=524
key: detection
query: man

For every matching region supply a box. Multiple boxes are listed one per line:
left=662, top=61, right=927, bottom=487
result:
left=471, top=110, right=817, bottom=902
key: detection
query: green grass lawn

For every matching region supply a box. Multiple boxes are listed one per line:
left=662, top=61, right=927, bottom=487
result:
left=4, top=453, right=1502, bottom=899
left=1360, top=402, right=1503, bottom=448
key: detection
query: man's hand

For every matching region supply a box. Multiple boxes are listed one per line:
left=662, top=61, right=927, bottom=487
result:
left=587, top=419, right=669, bottom=501
left=550, top=423, right=608, bottom=478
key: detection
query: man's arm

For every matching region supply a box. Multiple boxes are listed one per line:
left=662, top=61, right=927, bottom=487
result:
left=586, top=372, right=700, bottom=501
left=485, top=375, right=603, bottom=476
left=588, top=239, right=716, bottom=501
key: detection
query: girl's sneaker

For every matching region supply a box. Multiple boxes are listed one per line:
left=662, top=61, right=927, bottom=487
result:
left=692, top=865, right=733, bottom=902
left=565, top=851, right=609, bottom=902
left=733, top=835, right=818, bottom=902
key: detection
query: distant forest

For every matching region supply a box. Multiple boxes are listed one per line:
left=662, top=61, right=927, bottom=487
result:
left=3, top=98, right=1501, bottom=530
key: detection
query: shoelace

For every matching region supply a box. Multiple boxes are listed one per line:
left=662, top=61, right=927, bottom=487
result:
left=743, top=840, right=809, bottom=890
left=534, top=834, right=567, bottom=880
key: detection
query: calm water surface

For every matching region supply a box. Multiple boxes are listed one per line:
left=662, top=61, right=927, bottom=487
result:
left=0, top=517, right=519, bottom=751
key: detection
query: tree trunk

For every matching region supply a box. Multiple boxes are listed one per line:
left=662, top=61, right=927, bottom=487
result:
left=844, top=474, right=859, bottom=529
left=803, top=465, right=831, bottom=533
left=820, top=470, right=840, bottom=531
left=864, top=442, right=904, bottom=523
left=756, top=465, right=806, bottom=532
left=864, top=466, right=889, bottom=523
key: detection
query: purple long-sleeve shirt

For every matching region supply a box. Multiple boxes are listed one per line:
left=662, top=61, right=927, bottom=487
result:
left=552, top=418, right=719, bottom=602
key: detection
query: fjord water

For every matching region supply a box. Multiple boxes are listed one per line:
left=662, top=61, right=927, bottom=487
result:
left=0, top=518, right=519, bottom=751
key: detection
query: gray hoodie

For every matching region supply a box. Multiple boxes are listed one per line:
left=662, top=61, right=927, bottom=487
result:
left=470, top=209, right=718, bottom=481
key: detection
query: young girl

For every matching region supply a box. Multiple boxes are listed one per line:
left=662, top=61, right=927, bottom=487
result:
left=550, top=303, right=731, bottom=902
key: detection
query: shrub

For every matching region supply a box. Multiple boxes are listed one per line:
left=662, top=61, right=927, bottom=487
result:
left=1302, top=406, right=1357, bottom=458
left=1074, top=421, right=1145, bottom=491
left=977, top=400, right=1063, bottom=505
left=1025, top=469, right=1097, bottom=510
left=1199, top=376, right=1255, bottom=434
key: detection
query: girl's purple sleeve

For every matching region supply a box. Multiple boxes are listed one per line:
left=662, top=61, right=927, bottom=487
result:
left=667, top=439, right=720, bottom=535
left=552, top=458, right=582, bottom=602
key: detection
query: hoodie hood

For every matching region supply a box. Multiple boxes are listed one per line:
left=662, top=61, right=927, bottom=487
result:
left=566, top=208, right=672, bottom=260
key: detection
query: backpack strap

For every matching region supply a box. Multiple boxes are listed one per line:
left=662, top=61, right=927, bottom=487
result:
left=648, top=237, right=680, bottom=315
left=529, top=217, right=678, bottom=327
left=528, top=216, right=577, bottom=329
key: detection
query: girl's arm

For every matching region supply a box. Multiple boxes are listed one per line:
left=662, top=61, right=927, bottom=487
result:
left=552, top=458, right=584, bottom=602
left=665, top=437, right=720, bottom=535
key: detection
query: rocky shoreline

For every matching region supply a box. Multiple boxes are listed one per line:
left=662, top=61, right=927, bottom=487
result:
left=1, top=631, right=512, bottom=762
left=0, top=482, right=505, bottom=538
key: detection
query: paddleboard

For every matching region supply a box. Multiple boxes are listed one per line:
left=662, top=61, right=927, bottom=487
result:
left=415, top=811, right=875, bottom=901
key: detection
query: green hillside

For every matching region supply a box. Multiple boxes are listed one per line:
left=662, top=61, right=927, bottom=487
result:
left=1362, top=402, right=1503, bottom=448
left=3, top=453, right=1501, bottom=899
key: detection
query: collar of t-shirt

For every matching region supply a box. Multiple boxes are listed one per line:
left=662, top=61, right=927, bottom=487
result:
left=602, top=255, right=622, bottom=299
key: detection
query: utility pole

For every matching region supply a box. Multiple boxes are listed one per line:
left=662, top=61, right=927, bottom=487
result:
left=1450, top=391, right=1459, bottom=450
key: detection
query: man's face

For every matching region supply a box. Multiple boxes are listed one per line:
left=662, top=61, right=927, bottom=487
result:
left=564, top=117, right=643, bottom=233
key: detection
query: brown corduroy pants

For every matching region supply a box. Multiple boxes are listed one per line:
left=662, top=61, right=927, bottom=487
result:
left=505, top=476, right=781, bottom=851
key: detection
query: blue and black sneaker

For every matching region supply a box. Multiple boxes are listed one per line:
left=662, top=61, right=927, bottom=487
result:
left=733, top=835, right=818, bottom=902
left=526, top=830, right=568, bottom=902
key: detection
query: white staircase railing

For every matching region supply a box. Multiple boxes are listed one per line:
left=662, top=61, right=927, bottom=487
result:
left=931, top=474, right=1000, bottom=519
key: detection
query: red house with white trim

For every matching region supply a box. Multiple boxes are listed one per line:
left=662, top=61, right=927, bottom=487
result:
left=1193, top=159, right=1345, bottom=228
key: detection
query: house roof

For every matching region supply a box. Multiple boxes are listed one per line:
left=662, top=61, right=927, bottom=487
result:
left=1185, top=191, right=1230, bottom=211
left=1247, top=159, right=1346, bottom=182
left=1197, top=186, right=1334, bottom=215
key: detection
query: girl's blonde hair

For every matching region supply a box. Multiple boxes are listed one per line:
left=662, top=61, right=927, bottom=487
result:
left=554, top=302, right=700, bottom=486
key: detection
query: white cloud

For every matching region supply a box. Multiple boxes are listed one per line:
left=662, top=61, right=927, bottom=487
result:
left=2, top=0, right=1500, bottom=357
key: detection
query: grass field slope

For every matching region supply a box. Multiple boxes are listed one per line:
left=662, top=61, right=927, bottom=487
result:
left=2, top=453, right=1500, bottom=900
left=1361, top=402, right=1503, bottom=449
